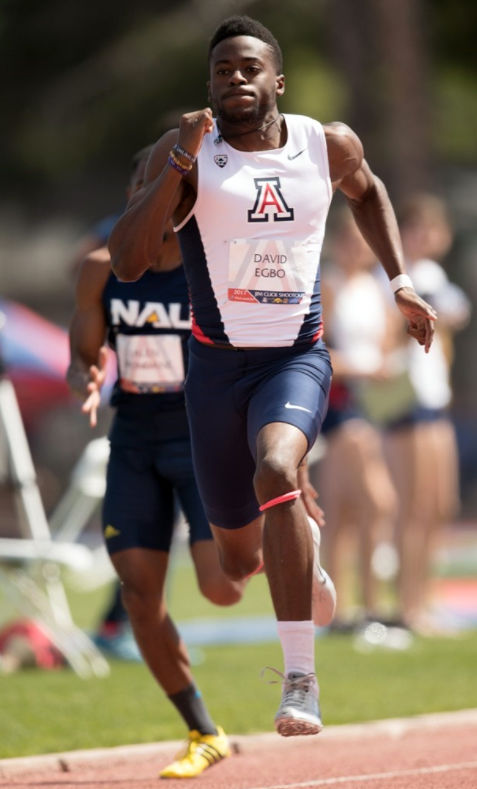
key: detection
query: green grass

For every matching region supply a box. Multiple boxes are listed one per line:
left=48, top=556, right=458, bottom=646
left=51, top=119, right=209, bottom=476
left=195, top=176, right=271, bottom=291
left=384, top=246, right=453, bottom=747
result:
left=1, top=546, right=476, bottom=759
left=2, top=631, right=477, bottom=759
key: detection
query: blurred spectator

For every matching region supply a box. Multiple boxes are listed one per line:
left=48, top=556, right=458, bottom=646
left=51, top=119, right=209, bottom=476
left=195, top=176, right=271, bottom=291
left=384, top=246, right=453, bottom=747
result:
left=310, top=209, right=397, bottom=628
left=380, top=193, right=471, bottom=634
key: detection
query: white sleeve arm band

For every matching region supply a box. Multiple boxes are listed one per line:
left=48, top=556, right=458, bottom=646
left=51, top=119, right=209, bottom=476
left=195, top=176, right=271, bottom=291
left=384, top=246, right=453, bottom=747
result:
left=390, top=274, right=414, bottom=293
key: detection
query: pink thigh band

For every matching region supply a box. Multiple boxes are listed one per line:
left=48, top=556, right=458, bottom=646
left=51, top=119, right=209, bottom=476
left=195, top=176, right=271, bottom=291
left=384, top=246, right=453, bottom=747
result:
left=259, top=489, right=302, bottom=512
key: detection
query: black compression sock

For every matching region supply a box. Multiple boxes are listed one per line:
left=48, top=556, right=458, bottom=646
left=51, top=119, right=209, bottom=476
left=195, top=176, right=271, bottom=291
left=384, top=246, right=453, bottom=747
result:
left=168, top=684, right=218, bottom=736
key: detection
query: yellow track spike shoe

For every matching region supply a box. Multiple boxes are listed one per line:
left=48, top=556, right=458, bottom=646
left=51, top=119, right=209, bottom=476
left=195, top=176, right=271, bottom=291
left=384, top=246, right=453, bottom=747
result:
left=159, top=726, right=230, bottom=779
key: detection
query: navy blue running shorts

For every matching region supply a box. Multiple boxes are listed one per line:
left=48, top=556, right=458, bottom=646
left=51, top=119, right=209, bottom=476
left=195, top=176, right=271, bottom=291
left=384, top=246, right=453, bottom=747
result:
left=102, top=437, right=212, bottom=556
left=185, top=337, right=332, bottom=530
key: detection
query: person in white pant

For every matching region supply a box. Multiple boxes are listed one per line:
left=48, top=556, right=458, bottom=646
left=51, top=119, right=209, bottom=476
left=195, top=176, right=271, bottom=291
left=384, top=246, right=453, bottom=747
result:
left=382, top=193, right=471, bottom=634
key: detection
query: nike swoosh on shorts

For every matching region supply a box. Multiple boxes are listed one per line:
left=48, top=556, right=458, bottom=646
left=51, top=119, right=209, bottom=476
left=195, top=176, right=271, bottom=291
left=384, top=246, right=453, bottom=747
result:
left=284, top=402, right=312, bottom=413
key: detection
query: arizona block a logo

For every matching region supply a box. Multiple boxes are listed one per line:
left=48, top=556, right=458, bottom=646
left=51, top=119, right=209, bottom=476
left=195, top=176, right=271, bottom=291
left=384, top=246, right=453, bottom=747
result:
left=248, top=177, right=294, bottom=223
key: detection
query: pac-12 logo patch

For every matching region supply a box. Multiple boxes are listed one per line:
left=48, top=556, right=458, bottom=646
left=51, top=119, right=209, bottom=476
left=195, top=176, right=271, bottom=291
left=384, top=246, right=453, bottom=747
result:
left=214, top=154, right=228, bottom=168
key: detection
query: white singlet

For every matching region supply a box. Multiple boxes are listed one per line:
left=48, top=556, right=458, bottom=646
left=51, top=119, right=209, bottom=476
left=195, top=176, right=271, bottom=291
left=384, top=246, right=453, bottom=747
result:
left=175, top=114, right=332, bottom=348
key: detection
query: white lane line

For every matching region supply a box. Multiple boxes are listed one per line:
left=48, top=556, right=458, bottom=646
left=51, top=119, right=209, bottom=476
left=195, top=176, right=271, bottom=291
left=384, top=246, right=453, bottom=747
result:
left=250, top=760, right=477, bottom=788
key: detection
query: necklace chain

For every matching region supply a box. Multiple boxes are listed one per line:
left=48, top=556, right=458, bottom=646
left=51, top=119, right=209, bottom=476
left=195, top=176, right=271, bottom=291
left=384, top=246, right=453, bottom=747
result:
left=215, top=114, right=282, bottom=144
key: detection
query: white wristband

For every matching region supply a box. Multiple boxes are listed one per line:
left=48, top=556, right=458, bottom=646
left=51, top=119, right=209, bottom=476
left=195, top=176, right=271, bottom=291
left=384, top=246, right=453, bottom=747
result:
left=390, top=274, right=414, bottom=294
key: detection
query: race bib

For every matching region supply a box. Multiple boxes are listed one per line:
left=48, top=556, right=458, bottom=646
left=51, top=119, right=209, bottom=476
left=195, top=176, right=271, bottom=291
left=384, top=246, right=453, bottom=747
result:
left=227, top=237, right=311, bottom=305
left=116, top=334, right=185, bottom=393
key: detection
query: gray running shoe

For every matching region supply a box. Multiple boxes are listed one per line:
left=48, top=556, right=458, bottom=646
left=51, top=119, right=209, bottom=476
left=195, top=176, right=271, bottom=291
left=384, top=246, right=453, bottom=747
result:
left=308, top=516, right=337, bottom=627
left=274, top=671, right=323, bottom=737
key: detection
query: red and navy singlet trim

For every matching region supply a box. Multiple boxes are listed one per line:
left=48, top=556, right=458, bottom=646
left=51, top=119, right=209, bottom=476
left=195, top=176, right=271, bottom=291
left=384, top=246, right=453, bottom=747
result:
left=178, top=216, right=230, bottom=346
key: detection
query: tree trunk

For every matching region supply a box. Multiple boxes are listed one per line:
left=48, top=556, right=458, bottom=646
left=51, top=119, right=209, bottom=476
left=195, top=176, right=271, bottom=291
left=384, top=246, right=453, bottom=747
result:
left=325, top=0, right=432, bottom=201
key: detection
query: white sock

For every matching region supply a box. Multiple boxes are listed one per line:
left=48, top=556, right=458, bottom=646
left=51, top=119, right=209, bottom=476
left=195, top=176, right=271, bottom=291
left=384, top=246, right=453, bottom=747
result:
left=277, top=620, right=315, bottom=676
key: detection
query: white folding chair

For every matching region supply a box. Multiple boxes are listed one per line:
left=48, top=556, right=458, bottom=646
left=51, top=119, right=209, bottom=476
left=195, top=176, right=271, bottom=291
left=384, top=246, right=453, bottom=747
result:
left=0, top=374, right=109, bottom=677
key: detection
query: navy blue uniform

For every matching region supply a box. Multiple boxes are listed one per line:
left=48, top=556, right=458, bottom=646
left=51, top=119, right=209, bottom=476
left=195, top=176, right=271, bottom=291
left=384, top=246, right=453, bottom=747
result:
left=101, top=267, right=211, bottom=554
left=174, top=115, right=333, bottom=529
left=185, top=336, right=331, bottom=529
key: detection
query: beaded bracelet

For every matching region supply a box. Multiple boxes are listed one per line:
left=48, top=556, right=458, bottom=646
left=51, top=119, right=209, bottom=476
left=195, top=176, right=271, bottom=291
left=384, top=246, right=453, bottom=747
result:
left=170, top=147, right=192, bottom=168
left=172, top=143, right=196, bottom=164
left=168, top=153, right=190, bottom=177
left=168, top=146, right=194, bottom=176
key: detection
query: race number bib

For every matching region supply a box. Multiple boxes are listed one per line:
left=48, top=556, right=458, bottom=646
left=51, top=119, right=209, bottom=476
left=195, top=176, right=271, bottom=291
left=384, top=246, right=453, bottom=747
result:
left=227, top=238, right=311, bottom=305
left=117, top=334, right=185, bottom=393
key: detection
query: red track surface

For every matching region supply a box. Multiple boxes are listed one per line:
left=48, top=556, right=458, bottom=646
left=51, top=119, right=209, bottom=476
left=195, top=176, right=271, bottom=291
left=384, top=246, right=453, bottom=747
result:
left=2, top=709, right=477, bottom=789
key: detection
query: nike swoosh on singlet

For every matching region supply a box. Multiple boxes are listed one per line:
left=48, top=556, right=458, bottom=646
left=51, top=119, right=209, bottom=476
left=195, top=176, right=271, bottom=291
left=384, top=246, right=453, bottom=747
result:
left=287, top=148, right=307, bottom=160
left=284, top=402, right=312, bottom=413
